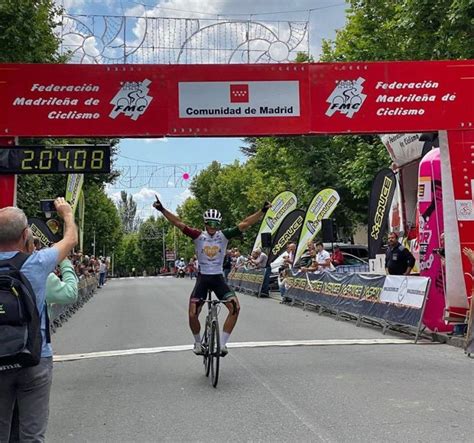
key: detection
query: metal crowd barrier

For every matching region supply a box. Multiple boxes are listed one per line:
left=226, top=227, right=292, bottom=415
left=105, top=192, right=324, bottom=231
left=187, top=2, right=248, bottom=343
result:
left=48, top=275, right=98, bottom=333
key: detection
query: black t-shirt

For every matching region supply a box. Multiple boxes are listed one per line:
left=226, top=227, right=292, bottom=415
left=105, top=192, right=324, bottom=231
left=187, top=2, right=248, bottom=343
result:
left=385, top=244, right=415, bottom=275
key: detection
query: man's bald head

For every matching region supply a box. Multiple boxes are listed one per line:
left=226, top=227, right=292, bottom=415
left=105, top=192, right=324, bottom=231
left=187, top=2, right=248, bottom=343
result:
left=0, top=206, right=28, bottom=247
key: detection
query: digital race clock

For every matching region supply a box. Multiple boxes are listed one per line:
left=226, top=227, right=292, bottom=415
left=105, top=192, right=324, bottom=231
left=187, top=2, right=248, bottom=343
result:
left=0, top=145, right=111, bottom=174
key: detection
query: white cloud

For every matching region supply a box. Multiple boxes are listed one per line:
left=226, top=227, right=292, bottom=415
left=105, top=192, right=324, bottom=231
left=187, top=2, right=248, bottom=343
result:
left=177, top=188, right=193, bottom=203
left=143, top=138, right=169, bottom=144
left=132, top=187, right=161, bottom=202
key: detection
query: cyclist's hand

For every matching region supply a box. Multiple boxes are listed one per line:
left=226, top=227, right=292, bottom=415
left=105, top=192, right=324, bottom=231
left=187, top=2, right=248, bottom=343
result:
left=153, top=195, right=164, bottom=211
left=261, top=201, right=271, bottom=213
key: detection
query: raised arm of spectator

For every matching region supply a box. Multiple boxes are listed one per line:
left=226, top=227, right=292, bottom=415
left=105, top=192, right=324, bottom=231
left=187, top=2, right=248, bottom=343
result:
left=53, top=197, right=78, bottom=263
left=238, top=202, right=270, bottom=232
left=153, top=196, right=186, bottom=231
left=46, top=259, right=79, bottom=304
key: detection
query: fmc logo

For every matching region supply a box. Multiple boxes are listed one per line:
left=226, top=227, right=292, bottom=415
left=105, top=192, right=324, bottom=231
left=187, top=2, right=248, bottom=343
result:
left=326, top=77, right=367, bottom=119
left=109, top=79, right=153, bottom=121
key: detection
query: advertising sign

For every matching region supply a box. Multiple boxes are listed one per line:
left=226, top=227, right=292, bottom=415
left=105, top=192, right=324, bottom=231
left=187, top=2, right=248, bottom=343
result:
left=267, top=209, right=305, bottom=264
left=368, top=169, right=397, bottom=258
left=294, top=189, right=340, bottom=265
left=65, top=174, right=84, bottom=215
left=252, top=191, right=298, bottom=252
left=0, top=61, right=472, bottom=137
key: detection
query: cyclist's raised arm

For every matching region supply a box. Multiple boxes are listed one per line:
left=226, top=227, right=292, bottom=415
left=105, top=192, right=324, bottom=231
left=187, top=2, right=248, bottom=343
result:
left=237, top=201, right=271, bottom=232
left=153, top=196, right=186, bottom=231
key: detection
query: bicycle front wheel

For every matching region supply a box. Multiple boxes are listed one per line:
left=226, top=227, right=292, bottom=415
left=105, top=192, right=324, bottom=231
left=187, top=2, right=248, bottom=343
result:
left=203, top=317, right=211, bottom=377
left=210, top=318, right=220, bottom=388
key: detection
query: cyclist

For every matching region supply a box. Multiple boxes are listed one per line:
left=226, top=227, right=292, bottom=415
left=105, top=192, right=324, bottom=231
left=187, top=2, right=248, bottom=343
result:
left=153, top=196, right=270, bottom=356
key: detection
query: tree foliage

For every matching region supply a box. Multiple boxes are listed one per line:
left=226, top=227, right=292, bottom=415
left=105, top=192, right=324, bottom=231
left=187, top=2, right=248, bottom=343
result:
left=0, top=0, right=64, bottom=63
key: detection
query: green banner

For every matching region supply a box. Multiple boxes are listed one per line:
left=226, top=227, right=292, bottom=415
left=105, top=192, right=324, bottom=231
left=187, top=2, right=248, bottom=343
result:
left=294, top=188, right=340, bottom=264
left=252, top=191, right=297, bottom=252
left=65, top=174, right=84, bottom=215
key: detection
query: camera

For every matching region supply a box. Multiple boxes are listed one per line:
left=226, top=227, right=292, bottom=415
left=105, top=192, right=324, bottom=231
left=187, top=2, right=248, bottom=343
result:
left=433, top=247, right=445, bottom=257
left=39, top=199, right=56, bottom=213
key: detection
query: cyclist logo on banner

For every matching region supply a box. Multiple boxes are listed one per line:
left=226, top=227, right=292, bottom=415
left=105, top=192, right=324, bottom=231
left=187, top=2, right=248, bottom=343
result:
left=109, top=79, right=153, bottom=121
left=325, top=77, right=367, bottom=119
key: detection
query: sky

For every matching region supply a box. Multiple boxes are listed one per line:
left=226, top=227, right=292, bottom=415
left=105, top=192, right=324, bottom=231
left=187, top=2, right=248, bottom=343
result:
left=57, top=0, right=348, bottom=218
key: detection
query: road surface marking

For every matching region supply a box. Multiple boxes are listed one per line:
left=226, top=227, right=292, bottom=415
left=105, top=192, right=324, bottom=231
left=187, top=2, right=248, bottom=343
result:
left=54, top=338, right=415, bottom=362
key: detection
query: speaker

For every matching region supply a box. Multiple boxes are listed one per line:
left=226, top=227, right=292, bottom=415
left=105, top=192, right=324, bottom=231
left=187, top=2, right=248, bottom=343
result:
left=261, top=232, right=272, bottom=248
left=321, top=219, right=336, bottom=243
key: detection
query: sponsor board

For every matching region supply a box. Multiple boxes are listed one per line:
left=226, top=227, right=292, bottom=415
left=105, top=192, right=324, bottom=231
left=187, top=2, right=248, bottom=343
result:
left=381, top=275, right=429, bottom=309
left=178, top=81, right=300, bottom=118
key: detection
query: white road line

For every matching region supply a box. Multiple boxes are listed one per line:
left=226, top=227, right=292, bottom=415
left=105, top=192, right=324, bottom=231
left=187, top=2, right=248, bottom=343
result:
left=54, top=338, right=414, bottom=363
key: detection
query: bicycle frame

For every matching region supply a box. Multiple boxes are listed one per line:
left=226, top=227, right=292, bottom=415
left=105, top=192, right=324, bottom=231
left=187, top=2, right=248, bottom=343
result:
left=201, top=291, right=231, bottom=387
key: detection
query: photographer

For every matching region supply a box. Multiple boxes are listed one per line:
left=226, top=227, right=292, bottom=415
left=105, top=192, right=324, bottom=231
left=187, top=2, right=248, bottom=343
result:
left=0, top=198, right=77, bottom=442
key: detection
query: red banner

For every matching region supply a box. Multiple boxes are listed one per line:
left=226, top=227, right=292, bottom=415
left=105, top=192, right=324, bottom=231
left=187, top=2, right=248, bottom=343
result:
left=0, top=61, right=472, bottom=137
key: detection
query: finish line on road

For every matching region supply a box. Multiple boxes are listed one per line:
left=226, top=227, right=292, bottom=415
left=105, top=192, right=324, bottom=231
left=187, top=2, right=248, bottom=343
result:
left=54, top=338, right=417, bottom=363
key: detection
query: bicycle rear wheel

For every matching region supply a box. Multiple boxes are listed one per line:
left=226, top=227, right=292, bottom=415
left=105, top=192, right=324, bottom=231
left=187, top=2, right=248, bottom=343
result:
left=210, top=317, right=220, bottom=388
left=203, top=317, right=211, bottom=377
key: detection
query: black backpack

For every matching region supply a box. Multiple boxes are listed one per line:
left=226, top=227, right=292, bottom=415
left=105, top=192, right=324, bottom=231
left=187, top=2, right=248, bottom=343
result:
left=0, top=253, right=47, bottom=371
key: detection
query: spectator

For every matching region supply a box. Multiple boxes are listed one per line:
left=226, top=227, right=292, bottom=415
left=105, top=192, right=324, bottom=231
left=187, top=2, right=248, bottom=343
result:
left=9, top=229, right=80, bottom=442
left=249, top=248, right=270, bottom=296
left=331, top=245, right=345, bottom=266
left=223, top=249, right=233, bottom=282
left=0, top=198, right=78, bottom=442
left=233, top=249, right=246, bottom=270
left=301, top=242, right=335, bottom=272
left=98, top=259, right=107, bottom=287
left=278, top=265, right=290, bottom=303
left=385, top=232, right=415, bottom=275
left=249, top=248, right=267, bottom=270
left=282, top=242, right=296, bottom=268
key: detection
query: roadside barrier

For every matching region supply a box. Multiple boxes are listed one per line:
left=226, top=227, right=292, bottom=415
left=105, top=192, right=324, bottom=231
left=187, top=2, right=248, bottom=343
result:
left=285, top=272, right=430, bottom=341
left=48, top=275, right=98, bottom=333
left=228, top=268, right=266, bottom=297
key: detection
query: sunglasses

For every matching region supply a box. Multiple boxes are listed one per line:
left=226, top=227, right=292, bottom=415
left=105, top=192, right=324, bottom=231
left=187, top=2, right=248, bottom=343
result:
left=205, top=221, right=221, bottom=228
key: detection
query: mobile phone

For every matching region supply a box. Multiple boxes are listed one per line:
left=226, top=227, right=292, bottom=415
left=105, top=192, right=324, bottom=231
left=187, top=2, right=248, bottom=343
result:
left=40, top=199, right=57, bottom=213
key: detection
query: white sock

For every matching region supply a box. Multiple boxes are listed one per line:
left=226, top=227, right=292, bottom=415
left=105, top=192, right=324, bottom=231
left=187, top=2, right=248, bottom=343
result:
left=193, top=334, right=201, bottom=344
left=221, top=332, right=231, bottom=346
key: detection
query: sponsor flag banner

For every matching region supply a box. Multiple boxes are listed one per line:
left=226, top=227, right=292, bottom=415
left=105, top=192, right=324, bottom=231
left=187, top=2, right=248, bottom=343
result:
left=368, top=169, right=396, bottom=259
left=65, top=174, right=84, bottom=215
left=294, top=189, right=340, bottom=265
left=286, top=272, right=429, bottom=330
left=28, top=217, right=60, bottom=248
left=268, top=209, right=305, bottom=264
left=77, top=190, right=85, bottom=252
left=252, top=191, right=298, bottom=252
left=388, top=173, right=404, bottom=235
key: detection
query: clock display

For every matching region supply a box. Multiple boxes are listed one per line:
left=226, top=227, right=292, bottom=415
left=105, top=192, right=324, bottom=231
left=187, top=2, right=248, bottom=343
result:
left=0, top=145, right=111, bottom=174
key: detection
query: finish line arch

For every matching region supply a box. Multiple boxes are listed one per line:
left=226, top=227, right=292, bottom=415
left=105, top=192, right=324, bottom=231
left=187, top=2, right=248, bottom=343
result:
left=0, top=60, right=473, bottom=323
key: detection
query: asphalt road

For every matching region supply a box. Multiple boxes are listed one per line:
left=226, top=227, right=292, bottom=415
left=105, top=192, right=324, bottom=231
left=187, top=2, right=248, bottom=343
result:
left=49, top=277, right=473, bottom=442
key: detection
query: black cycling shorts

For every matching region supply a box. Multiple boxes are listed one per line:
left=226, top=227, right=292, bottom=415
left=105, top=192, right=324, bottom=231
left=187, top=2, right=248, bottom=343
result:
left=190, top=273, right=236, bottom=303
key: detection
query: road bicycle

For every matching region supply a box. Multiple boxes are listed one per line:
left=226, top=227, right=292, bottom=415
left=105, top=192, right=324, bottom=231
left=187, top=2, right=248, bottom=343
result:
left=201, top=290, right=230, bottom=388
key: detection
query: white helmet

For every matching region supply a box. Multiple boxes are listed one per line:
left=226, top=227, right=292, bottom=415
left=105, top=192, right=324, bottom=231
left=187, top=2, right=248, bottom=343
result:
left=203, top=209, right=222, bottom=226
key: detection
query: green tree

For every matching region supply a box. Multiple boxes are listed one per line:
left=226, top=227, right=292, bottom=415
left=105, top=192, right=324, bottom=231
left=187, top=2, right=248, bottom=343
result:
left=114, top=233, right=142, bottom=276
left=118, top=191, right=141, bottom=233
left=321, top=0, right=474, bottom=62
left=0, top=0, right=64, bottom=63
left=82, top=183, right=122, bottom=257
left=137, top=216, right=169, bottom=274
